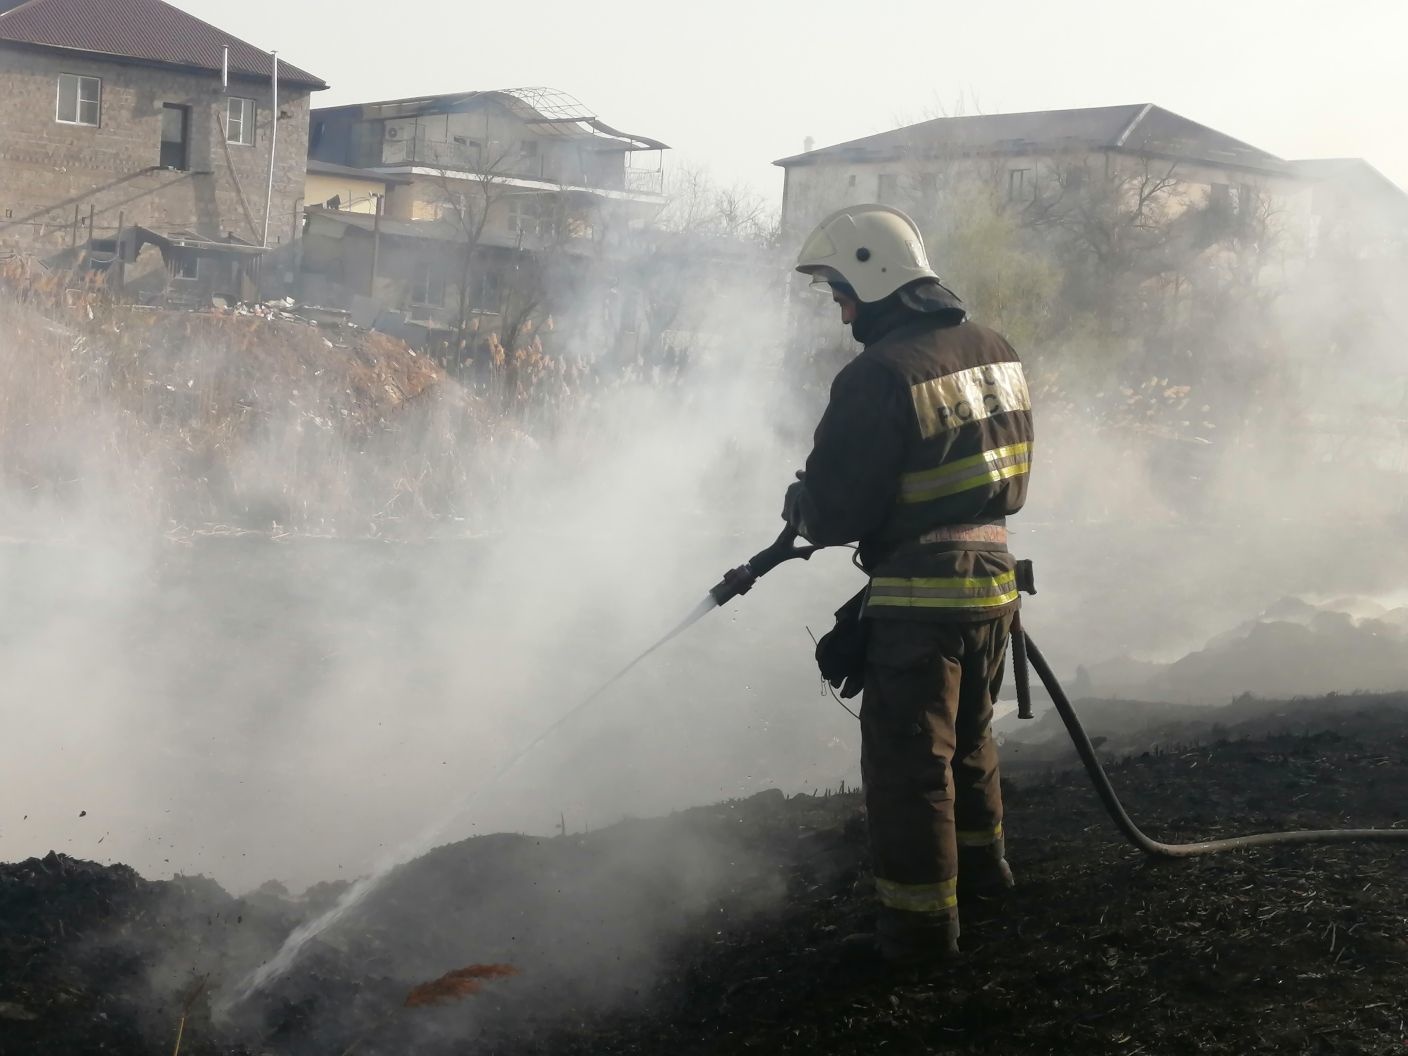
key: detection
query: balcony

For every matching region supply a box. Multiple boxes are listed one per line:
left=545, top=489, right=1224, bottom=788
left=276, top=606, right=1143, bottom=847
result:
left=366, top=129, right=663, bottom=198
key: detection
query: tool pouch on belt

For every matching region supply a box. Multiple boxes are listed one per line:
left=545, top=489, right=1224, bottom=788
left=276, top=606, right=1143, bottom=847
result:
left=816, top=588, right=868, bottom=699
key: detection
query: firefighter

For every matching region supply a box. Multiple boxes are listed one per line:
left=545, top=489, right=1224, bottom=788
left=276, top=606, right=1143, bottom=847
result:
left=783, top=204, right=1032, bottom=965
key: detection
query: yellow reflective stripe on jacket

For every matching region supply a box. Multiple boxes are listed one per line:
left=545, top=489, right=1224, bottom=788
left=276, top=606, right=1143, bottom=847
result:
left=956, top=822, right=1004, bottom=847
left=867, top=571, right=1018, bottom=610
left=875, top=876, right=958, bottom=913
left=910, top=361, right=1031, bottom=439
left=899, top=442, right=1032, bottom=504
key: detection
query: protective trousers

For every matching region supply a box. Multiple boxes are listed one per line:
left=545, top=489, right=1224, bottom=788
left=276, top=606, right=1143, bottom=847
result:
left=859, top=613, right=1011, bottom=928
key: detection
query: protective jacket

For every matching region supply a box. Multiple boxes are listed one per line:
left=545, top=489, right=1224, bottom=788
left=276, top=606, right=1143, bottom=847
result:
left=786, top=312, right=1033, bottom=622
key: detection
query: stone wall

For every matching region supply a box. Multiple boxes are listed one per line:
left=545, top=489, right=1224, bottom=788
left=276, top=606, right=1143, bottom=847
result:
left=0, top=45, right=315, bottom=255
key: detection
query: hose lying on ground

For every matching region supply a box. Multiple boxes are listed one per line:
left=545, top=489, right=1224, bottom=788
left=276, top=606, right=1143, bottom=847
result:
left=1019, top=633, right=1408, bottom=856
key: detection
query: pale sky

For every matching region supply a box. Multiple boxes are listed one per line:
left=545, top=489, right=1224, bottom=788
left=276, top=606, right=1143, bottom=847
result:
left=186, top=0, right=1408, bottom=200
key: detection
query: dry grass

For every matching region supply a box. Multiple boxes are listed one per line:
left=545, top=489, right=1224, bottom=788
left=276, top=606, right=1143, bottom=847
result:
left=0, top=263, right=520, bottom=536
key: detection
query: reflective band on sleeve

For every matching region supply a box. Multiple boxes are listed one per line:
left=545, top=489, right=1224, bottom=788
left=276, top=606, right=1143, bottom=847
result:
left=867, top=571, right=1019, bottom=610
left=956, top=822, right=1004, bottom=847
left=911, top=361, right=1031, bottom=439
left=900, top=442, right=1032, bottom=504
left=875, top=876, right=959, bottom=913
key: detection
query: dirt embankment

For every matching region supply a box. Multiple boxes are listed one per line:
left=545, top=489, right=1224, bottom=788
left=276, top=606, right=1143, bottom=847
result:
left=0, top=293, right=514, bottom=536
left=2, top=694, right=1406, bottom=1055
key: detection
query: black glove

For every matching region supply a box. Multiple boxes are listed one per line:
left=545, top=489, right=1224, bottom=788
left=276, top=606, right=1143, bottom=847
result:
left=815, top=588, right=868, bottom=699
left=782, top=474, right=816, bottom=542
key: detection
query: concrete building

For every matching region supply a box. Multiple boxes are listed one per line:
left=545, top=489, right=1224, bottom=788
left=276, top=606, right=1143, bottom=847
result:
left=0, top=0, right=326, bottom=299
left=775, top=104, right=1313, bottom=244
left=304, top=160, right=406, bottom=216
left=1291, top=157, right=1408, bottom=259
left=300, top=87, right=668, bottom=333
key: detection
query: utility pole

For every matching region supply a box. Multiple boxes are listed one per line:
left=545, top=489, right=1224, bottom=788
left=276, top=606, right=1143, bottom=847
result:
left=368, top=193, right=382, bottom=298
left=261, top=51, right=279, bottom=249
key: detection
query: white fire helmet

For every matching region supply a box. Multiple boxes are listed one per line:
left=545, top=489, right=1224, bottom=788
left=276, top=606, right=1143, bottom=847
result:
left=795, top=204, right=940, bottom=304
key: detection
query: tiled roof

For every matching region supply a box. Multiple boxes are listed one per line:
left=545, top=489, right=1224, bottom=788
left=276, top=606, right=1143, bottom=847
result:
left=0, top=0, right=326, bottom=88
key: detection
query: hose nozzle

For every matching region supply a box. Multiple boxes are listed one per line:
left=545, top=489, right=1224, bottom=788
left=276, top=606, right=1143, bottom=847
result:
left=708, top=526, right=819, bottom=608
left=708, top=565, right=757, bottom=607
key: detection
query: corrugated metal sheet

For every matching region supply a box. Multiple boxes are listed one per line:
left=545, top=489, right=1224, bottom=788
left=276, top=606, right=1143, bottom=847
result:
left=0, top=0, right=326, bottom=88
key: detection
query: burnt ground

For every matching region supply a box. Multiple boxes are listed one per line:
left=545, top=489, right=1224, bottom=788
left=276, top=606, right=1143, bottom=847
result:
left=2, top=693, right=1407, bottom=1055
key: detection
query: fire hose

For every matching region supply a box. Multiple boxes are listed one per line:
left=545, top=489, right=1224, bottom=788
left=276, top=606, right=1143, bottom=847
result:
left=712, top=530, right=1408, bottom=856
left=1016, top=630, right=1408, bottom=855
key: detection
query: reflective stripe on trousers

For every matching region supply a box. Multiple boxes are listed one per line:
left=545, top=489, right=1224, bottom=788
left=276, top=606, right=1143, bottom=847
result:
left=899, top=442, right=1032, bottom=504
left=867, top=571, right=1019, bottom=611
left=875, top=875, right=959, bottom=914
left=956, top=822, right=1004, bottom=847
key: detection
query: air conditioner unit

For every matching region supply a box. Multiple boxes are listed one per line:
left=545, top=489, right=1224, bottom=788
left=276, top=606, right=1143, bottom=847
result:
left=385, top=126, right=401, bottom=140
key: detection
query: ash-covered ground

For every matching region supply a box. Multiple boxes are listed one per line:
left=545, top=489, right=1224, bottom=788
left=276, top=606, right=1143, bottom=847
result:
left=2, top=693, right=1405, bottom=1055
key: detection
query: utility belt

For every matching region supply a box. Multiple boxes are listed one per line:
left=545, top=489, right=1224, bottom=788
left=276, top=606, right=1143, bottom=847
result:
left=917, top=520, right=1008, bottom=548
left=815, top=537, right=1035, bottom=699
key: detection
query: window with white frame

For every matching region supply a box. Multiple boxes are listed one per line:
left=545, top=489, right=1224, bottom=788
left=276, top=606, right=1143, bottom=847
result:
left=226, top=97, right=255, bottom=145
left=57, top=74, right=101, bottom=126
left=507, top=195, right=543, bottom=237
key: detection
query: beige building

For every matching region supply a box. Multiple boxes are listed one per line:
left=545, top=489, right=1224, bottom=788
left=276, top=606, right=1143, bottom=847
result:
left=0, top=0, right=326, bottom=299
left=304, top=160, right=406, bottom=216
left=1291, top=157, right=1408, bottom=258
left=300, top=87, right=668, bottom=332
left=775, top=104, right=1314, bottom=246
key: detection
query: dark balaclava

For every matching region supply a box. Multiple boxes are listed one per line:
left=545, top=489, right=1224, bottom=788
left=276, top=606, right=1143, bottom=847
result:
left=850, top=278, right=968, bottom=346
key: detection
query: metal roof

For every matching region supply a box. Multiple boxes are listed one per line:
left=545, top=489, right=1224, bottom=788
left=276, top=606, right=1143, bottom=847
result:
left=1291, top=158, right=1408, bottom=208
left=313, top=87, right=668, bottom=152
left=306, top=160, right=411, bottom=185
left=775, top=104, right=1290, bottom=175
left=0, top=0, right=327, bottom=88
left=302, top=207, right=600, bottom=255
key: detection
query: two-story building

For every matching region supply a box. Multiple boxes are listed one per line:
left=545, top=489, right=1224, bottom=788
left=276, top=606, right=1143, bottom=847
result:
left=0, top=0, right=326, bottom=299
left=299, top=87, right=667, bottom=337
left=774, top=104, right=1311, bottom=244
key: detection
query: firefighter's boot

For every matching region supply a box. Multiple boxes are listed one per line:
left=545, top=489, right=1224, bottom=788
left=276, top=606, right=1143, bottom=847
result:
left=958, top=838, right=1015, bottom=901
left=841, top=908, right=960, bottom=968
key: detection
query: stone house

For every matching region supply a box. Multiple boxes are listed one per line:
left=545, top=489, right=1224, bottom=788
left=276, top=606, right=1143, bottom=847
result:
left=0, top=0, right=326, bottom=299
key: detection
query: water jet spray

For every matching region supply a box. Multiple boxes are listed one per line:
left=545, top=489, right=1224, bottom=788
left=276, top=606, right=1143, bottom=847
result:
left=225, top=526, right=818, bottom=1011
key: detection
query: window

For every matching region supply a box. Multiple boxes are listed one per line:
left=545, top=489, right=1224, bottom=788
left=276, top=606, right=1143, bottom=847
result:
left=449, top=135, right=482, bottom=168
left=476, top=269, right=503, bottom=313
left=56, top=74, right=101, bottom=126
left=160, top=103, right=191, bottom=170
left=171, top=254, right=199, bottom=281
left=411, top=260, right=447, bottom=308
left=507, top=195, right=543, bottom=237
left=877, top=174, right=898, bottom=204
left=226, top=97, right=255, bottom=146
left=1007, top=167, right=1032, bottom=201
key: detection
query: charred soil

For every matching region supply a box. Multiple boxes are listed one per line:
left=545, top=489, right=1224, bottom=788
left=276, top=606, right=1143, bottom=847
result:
left=2, top=695, right=1406, bottom=1055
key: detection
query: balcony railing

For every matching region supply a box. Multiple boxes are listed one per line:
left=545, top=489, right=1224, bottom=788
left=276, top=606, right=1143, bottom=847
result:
left=370, top=130, right=662, bottom=197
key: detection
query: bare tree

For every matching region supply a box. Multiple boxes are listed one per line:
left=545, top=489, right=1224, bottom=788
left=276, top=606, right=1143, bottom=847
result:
left=423, top=141, right=520, bottom=344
